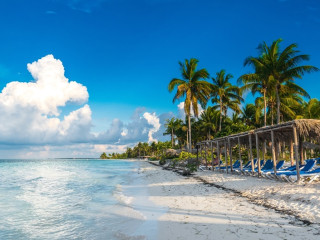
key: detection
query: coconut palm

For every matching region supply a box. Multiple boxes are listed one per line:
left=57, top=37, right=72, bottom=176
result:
left=163, top=117, right=180, bottom=147
left=198, top=107, right=220, bottom=140
left=297, top=99, right=320, bottom=119
left=168, top=58, right=211, bottom=151
left=239, top=54, right=272, bottom=126
left=211, top=70, right=243, bottom=131
left=247, top=39, right=318, bottom=124
left=241, top=104, right=257, bottom=126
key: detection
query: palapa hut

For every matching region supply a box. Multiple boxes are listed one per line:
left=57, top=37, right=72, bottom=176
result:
left=196, top=119, right=320, bottom=183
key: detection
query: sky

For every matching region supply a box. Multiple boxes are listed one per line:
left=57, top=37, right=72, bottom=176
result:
left=0, top=0, right=320, bottom=158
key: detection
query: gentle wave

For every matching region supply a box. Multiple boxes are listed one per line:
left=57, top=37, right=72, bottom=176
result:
left=0, top=159, right=143, bottom=240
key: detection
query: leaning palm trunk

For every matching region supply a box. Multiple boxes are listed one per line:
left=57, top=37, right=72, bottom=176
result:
left=276, top=84, right=281, bottom=124
left=188, top=114, right=192, bottom=152
left=271, top=104, right=274, bottom=125
left=263, top=89, right=267, bottom=126
left=219, top=102, right=223, bottom=131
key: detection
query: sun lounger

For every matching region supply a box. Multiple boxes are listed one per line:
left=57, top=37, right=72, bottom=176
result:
left=219, top=160, right=240, bottom=171
left=277, top=159, right=316, bottom=181
left=234, top=159, right=257, bottom=174
left=278, top=159, right=315, bottom=176
left=243, top=159, right=269, bottom=175
left=287, top=167, right=320, bottom=183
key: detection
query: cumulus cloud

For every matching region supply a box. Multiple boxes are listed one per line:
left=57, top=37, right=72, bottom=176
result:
left=0, top=54, right=91, bottom=145
left=0, top=54, right=174, bottom=157
left=143, top=112, right=161, bottom=142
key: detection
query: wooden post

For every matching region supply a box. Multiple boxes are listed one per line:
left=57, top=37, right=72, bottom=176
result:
left=238, top=137, right=243, bottom=171
left=271, top=130, right=277, bottom=174
left=228, top=138, right=233, bottom=172
left=263, top=140, right=266, bottom=162
left=196, top=144, right=199, bottom=164
left=205, top=142, right=208, bottom=169
left=256, top=133, right=261, bottom=177
left=304, top=149, right=307, bottom=161
left=290, top=139, right=294, bottom=166
left=249, top=134, right=254, bottom=173
left=293, top=126, right=300, bottom=182
left=224, top=140, right=228, bottom=174
left=200, top=144, right=202, bottom=165
left=299, top=137, right=304, bottom=165
left=217, top=141, right=221, bottom=170
left=211, top=141, right=214, bottom=171
left=275, top=142, right=280, bottom=161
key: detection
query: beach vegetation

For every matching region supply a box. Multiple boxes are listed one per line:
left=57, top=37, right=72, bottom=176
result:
left=100, top=39, right=318, bottom=164
left=168, top=58, right=211, bottom=152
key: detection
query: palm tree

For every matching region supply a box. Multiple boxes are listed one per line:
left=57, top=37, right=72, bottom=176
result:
left=241, top=104, right=257, bottom=126
left=168, top=58, right=211, bottom=151
left=247, top=39, right=318, bottom=124
left=239, top=54, right=271, bottom=126
left=163, top=117, right=179, bottom=147
left=211, top=69, right=243, bottom=131
left=198, top=107, right=219, bottom=140
left=175, top=118, right=189, bottom=148
left=297, top=99, right=320, bottom=119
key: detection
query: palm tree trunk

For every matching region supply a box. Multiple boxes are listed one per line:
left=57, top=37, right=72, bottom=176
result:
left=263, top=89, right=267, bottom=126
left=186, top=130, right=189, bottom=149
left=276, top=84, right=281, bottom=124
left=219, top=102, right=222, bottom=131
left=271, top=104, right=274, bottom=125
left=188, top=114, right=192, bottom=152
left=171, top=128, right=174, bottom=147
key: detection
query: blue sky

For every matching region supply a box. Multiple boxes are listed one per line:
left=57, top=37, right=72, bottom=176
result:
left=0, top=0, right=319, bottom=158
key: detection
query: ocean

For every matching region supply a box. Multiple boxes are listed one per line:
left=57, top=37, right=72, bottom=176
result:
left=0, top=159, right=154, bottom=240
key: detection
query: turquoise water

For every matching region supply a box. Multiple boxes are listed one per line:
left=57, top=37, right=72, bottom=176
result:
left=0, top=159, right=139, bottom=240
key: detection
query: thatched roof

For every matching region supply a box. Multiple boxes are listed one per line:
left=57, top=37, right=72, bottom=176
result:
left=197, top=119, right=320, bottom=148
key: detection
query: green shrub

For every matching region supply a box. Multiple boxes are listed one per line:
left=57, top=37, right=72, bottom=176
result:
left=179, top=151, right=196, bottom=160
left=159, top=159, right=166, bottom=165
left=186, top=163, right=197, bottom=173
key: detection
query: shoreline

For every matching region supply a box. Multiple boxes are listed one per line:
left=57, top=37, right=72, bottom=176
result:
left=121, top=160, right=320, bottom=239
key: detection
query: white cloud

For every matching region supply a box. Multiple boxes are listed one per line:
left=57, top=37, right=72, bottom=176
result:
left=0, top=54, right=173, bottom=158
left=143, top=112, right=161, bottom=143
left=0, top=54, right=91, bottom=145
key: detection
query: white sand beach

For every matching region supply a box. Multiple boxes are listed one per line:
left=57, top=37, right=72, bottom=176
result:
left=117, top=160, right=320, bottom=240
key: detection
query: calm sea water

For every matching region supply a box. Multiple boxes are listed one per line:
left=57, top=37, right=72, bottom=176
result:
left=0, top=159, right=141, bottom=240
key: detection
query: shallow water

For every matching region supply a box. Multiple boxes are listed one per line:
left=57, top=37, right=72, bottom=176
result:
left=0, top=159, right=142, bottom=240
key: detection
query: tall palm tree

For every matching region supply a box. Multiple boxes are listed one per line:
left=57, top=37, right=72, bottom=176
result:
left=247, top=39, right=318, bottom=124
left=163, top=117, right=180, bottom=147
left=239, top=54, right=271, bottom=126
left=168, top=58, right=211, bottom=151
left=198, top=107, right=219, bottom=140
left=211, top=69, right=243, bottom=131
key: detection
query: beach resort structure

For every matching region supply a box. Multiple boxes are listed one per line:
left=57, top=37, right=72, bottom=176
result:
left=196, top=119, right=320, bottom=183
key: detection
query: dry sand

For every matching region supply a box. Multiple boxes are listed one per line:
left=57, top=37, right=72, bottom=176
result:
left=118, top=161, right=320, bottom=240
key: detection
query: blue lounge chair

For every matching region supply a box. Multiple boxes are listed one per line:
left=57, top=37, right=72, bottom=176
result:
left=244, top=159, right=269, bottom=174
left=219, top=160, right=240, bottom=170
left=278, top=159, right=316, bottom=177
left=233, top=161, right=252, bottom=174
left=236, top=159, right=257, bottom=174
left=278, top=160, right=316, bottom=181
left=287, top=167, right=320, bottom=183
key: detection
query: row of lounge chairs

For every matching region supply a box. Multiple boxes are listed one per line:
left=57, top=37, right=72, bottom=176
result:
left=214, top=158, right=320, bottom=183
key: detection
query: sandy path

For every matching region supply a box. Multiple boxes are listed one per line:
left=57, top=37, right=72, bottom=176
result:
left=137, top=162, right=320, bottom=240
